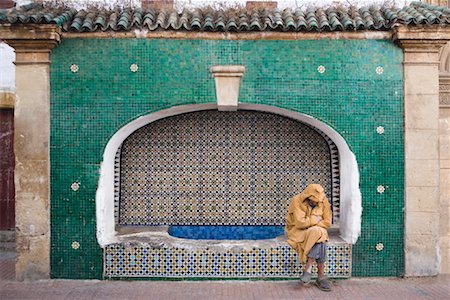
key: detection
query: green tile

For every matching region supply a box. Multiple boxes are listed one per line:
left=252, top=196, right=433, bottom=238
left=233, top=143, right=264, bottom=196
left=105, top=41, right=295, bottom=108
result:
left=50, top=39, right=404, bottom=278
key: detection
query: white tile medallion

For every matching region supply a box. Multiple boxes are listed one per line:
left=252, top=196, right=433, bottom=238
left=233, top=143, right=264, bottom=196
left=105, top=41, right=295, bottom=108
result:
left=376, top=243, right=384, bottom=251
left=70, top=64, right=79, bottom=73
left=71, top=241, right=80, bottom=250
left=130, top=64, right=139, bottom=72
left=377, top=185, right=385, bottom=194
left=376, top=126, right=385, bottom=134
left=317, top=65, right=326, bottom=74
left=71, top=182, right=80, bottom=192
left=376, top=66, right=384, bottom=75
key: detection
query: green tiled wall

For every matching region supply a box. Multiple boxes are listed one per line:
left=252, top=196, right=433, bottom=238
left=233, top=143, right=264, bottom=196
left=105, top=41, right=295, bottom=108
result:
left=50, top=39, right=404, bottom=279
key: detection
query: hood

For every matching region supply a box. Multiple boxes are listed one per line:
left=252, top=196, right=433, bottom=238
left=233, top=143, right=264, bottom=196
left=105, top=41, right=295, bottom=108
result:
left=298, top=184, right=326, bottom=204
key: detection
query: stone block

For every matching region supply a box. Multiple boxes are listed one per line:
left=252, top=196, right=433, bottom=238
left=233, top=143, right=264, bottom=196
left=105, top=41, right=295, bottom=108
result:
left=441, top=160, right=450, bottom=169
left=15, top=192, right=49, bottom=236
left=16, top=65, right=49, bottom=88
left=16, top=234, right=49, bottom=280
left=404, top=51, right=440, bottom=64
left=405, top=212, right=439, bottom=236
left=405, top=234, right=440, bottom=276
left=404, top=65, right=439, bottom=95
left=439, top=203, right=450, bottom=234
left=406, top=186, right=440, bottom=212
left=440, top=112, right=450, bottom=133
left=441, top=169, right=450, bottom=202
left=14, top=90, right=49, bottom=161
left=405, top=159, right=440, bottom=187
left=439, top=236, right=450, bottom=274
left=405, top=129, right=439, bottom=160
left=439, top=135, right=450, bottom=161
left=15, top=159, right=49, bottom=195
left=440, top=107, right=450, bottom=119
left=405, top=94, right=439, bottom=129
left=210, top=65, right=245, bottom=111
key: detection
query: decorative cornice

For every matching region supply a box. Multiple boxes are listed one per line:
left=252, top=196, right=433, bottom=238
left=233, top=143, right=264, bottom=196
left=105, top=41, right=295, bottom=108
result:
left=393, top=26, right=450, bottom=52
left=61, top=30, right=392, bottom=40
left=0, top=24, right=61, bottom=42
left=393, top=26, right=450, bottom=41
left=0, top=24, right=61, bottom=64
left=398, top=40, right=447, bottom=53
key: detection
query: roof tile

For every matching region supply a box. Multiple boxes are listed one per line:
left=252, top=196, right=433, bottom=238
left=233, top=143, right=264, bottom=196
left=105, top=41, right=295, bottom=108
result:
left=1, top=2, right=450, bottom=33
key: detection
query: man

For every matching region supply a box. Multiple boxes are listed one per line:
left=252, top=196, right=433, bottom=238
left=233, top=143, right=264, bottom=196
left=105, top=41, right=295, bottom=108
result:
left=285, top=184, right=332, bottom=291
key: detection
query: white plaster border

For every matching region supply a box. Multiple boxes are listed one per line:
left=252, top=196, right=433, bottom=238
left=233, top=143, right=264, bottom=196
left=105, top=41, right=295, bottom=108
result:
left=96, top=103, right=362, bottom=247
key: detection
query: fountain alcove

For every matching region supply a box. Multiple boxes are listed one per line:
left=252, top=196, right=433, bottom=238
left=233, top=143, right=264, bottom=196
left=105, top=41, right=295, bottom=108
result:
left=97, top=104, right=360, bottom=279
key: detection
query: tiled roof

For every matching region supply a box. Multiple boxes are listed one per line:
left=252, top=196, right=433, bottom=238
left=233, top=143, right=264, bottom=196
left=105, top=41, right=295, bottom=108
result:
left=1, top=2, right=450, bottom=33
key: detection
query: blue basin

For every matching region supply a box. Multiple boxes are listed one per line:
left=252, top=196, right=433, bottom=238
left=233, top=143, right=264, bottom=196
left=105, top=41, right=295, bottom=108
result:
left=168, top=225, right=285, bottom=240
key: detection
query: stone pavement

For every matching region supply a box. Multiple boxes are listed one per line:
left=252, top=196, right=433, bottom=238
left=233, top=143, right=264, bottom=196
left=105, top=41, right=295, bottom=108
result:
left=1, top=251, right=450, bottom=300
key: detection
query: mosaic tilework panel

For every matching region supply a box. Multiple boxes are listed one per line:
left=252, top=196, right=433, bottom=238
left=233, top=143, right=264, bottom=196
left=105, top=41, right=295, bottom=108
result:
left=104, top=243, right=352, bottom=278
left=50, top=39, right=404, bottom=278
left=117, top=110, right=339, bottom=226
left=114, top=145, right=121, bottom=223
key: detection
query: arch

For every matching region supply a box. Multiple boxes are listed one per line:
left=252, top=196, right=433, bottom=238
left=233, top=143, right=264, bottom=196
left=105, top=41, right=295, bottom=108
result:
left=96, top=104, right=362, bottom=246
left=439, top=41, right=450, bottom=74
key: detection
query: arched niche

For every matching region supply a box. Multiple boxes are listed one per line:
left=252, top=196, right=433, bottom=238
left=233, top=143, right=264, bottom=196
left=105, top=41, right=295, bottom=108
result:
left=96, top=104, right=362, bottom=246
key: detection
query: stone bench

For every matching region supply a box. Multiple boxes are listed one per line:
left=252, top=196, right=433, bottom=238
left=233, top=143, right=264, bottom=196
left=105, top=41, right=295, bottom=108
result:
left=104, top=227, right=351, bottom=279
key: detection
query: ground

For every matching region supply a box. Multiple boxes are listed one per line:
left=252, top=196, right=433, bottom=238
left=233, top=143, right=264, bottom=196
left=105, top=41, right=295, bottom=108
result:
left=1, top=251, right=450, bottom=300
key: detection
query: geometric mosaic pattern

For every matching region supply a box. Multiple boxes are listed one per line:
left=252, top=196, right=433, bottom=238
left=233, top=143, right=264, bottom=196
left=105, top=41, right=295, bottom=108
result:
left=116, top=110, right=340, bottom=226
left=104, top=242, right=351, bottom=278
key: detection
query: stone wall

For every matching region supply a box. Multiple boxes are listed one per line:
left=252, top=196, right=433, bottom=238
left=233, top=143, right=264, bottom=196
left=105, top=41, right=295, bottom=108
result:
left=439, top=106, right=450, bottom=274
left=439, top=76, right=450, bottom=274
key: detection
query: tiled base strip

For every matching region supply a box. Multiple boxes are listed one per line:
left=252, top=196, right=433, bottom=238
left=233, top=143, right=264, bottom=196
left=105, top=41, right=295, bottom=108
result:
left=104, top=243, right=351, bottom=279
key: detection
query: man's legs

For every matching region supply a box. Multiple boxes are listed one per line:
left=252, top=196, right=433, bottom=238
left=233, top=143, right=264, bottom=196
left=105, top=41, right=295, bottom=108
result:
left=300, top=257, right=315, bottom=284
left=315, top=261, right=331, bottom=291
left=317, top=261, right=325, bottom=278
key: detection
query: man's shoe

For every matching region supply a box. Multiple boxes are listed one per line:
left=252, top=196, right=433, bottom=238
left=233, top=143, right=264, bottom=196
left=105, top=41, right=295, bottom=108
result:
left=315, top=277, right=332, bottom=292
left=300, top=271, right=311, bottom=284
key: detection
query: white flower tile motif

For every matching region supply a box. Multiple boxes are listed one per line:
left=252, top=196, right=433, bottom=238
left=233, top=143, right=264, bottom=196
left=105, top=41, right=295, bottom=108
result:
left=317, top=65, right=326, bottom=74
left=376, top=66, right=384, bottom=75
left=71, top=182, right=80, bottom=192
left=376, top=243, right=384, bottom=251
left=130, top=64, right=139, bottom=72
left=377, top=185, right=385, bottom=194
left=376, top=126, right=385, bottom=134
left=70, top=64, right=79, bottom=73
left=71, top=241, right=80, bottom=250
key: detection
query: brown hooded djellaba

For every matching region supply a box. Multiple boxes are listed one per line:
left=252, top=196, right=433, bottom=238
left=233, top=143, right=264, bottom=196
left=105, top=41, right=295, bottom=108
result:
left=285, top=184, right=332, bottom=263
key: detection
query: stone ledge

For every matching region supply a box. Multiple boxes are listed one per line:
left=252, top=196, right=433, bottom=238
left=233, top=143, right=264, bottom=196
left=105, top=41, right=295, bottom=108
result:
left=114, top=227, right=343, bottom=251
left=104, top=232, right=351, bottom=279
left=0, top=92, right=15, bottom=108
